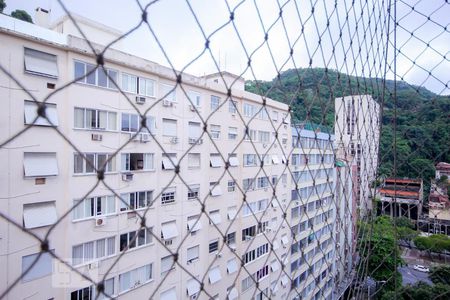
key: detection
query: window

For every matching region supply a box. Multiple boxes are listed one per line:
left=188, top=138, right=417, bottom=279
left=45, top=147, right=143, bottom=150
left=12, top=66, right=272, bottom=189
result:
left=210, top=154, right=223, bottom=168
left=242, top=178, right=255, bottom=191
left=21, top=251, right=53, bottom=282
left=74, top=60, right=117, bottom=89
left=209, top=240, right=219, bottom=253
left=74, top=107, right=116, bottom=131
left=210, top=95, right=220, bottom=111
left=162, top=118, right=177, bottom=136
left=187, top=245, right=199, bottom=263
left=118, top=264, right=152, bottom=293
left=226, top=232, right=236, bottom=246
left=24, top=152, right=58, bottom=177
left=70, top=279, right=114, bottom=300
left=228, top=127, right=238, bottom=140
left=72, top=237, right=115, bottom=265
left=187, top=215, right=202, bottom=232
left=24, top=101, right=58, bottom=126
left=74, top=195, right=115, bottom=219
left=227, top=206, right=237, bottom=220
left=24, top=48, right=58, bottom=78
left=188, top=91, right=201, bottom=107
left=162, top=153, right=178, bottom=170
left=227, top=180, right=236, bottom=192
left=23, top=201, right=57, bottom=229
left=209, top=210, right=221, bottom=225
left=188, top=122, right=201, bottom=139
left=121, top=153, right=154, bottom=171
left=243, top=103, right=257, bottom=117
left=139, top=77, right=155, bottom=97
left=244, top=128, right=257, bottom=141
left=210, top=124, right=221, bottom=139
left=272, top=110, right=278, bottom=121
left=257, top=177, right=269, bottom=189
left=256, top=265, right=269, bottom=281
left=119, top=191, right=153, bottom=211
left=161, top=255, right=174, bottom=274
left=243, top=154, right=258, bottom=167
left=120, top=228, right=152, bottom=251
left=160, top=288, right=177, bottom=300
left=74, top=153, right=115, bottom=174
left=242, top=275, right=255, bottom=292
left=161, top=221, right=178, bottom=240
left=229, top=100, right=237, bottom=113
left=122, top=73, right=137, bottom=93
left=121, top=113, right=138, bottom=132
left=227, top=259, right=238, bottom=275
left=210, top=182, right=223, bottom=196
left=161, top=188, right=176, bottom=205
left=209, top=266, right=222, bottom=284
left=188, top=153, right=200, bottom=169
left=242, top=225, right=256, bottom=240
left=258, top=131, right=270, bottom=143
left=160, top=83, right=176, bottom=102
left=187, top=184, right=200, bottom=200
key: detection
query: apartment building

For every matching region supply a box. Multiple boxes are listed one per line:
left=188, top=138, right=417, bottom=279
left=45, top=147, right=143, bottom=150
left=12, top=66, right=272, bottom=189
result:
left=289, top=126, right=336, bottom=300
left=0, top=11, right=294, bottom=300
left=334, top=95, right=381, bottom=218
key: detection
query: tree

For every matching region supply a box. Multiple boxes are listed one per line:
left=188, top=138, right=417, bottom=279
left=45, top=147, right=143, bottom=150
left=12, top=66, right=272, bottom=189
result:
left=430, top=265, right=450, bottom=285
left=11, top=9, right=33, bottom=23
left=0, top=0, right=6, bottom=13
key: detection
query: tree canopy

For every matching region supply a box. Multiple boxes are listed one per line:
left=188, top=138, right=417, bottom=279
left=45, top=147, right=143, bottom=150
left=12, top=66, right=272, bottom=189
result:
left=11, top=9, right=33, bottom=23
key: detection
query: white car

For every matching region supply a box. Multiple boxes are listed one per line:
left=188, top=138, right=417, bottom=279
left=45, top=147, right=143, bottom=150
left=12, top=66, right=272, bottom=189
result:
left=413, top=265, right=430, bottom=272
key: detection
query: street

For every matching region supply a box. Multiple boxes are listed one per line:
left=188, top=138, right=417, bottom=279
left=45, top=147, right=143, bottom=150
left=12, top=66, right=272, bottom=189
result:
left=399, top=266, right=433, bottom=286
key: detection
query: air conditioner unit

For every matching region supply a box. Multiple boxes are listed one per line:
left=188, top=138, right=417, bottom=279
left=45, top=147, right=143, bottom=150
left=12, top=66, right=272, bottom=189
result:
left=91, top=133, right=103, bottom=141
left=140, top=133, right=150, bottom=143
left=136, top=96, right=146, bottom=104
left=170, top=137, right=179, bottom=144
left=95, top=217, right=106, bottom=227
left=130, top=133, right=140, bottom=142
left=245, top=235, right=252, bottom=241
left=162, top=99, right=173, bottom=107
left=122, top=173, right=133, bottom=181
left=216, top=252, right=222, bottom=258
left=188, top=138, right=197, bottom=144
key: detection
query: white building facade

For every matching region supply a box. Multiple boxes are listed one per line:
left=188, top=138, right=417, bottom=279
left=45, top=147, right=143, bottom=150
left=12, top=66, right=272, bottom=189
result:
left=334, top=95, right=381, bottom=217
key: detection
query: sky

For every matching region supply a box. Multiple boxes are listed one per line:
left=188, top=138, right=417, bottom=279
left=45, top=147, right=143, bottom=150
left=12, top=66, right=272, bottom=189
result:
left=4, top=0, right=449, bottom=95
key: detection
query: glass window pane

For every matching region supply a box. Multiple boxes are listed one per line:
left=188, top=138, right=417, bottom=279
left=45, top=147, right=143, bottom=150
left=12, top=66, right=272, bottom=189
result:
left=97, top=68, right=107, bottom=87
left=74, top=61, right=85, bottom=82
left=86, top=64, right=96, bottom=85
left=74, top=108, right=85, bottom=128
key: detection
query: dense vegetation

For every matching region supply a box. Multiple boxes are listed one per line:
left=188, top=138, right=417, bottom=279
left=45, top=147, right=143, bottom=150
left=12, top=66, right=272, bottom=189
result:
left=245, top=68, right=450, bottom=180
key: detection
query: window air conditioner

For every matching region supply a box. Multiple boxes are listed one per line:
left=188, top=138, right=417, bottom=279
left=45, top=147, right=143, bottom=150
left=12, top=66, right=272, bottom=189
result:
left=136, top=96, right=146, bottom=104
left=95, top=217, right=106, bottom=227
left=170, top=137, right=179, bottom=144
left=130, top=133, right=141, bottom=142
left=162, top=99, right=173, bottom=107
left=88, top=261, right=99, bottom=269
left=245, top=235, right=252, bottom=241
left=91, top=133, right=103, bottom=141
left=122, top=173, right=134, bottom=182
left=188, top=138, right=197, bottom=144
left=140, top=133, right=150, bottom=143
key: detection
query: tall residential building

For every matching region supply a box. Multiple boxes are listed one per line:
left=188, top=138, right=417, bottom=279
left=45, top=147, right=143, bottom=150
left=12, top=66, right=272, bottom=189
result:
left=289, top=126, right=336, bottom=300
left=0, top=12, right=294, bottom=300
left=334, top=95, right=381, bottom=217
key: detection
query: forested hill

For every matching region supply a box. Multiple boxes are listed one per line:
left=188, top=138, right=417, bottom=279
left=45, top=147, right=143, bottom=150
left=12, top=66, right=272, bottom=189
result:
left=245, top=68, right=450, bottom=179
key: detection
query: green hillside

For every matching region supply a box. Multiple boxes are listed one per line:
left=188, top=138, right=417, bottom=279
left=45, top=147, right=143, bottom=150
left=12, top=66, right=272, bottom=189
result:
left=245, top=68, right=450, bottom=180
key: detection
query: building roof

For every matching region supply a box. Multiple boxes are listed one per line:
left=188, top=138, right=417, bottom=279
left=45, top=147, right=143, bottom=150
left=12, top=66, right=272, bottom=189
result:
left=436, top=162, right=450, bottom=171
left=379, top=189, right=420, bottom=198
left=385, top=178, right=422, bottom=185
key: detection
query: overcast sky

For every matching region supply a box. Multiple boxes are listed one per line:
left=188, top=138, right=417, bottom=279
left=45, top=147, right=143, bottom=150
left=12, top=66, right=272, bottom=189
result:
left=5, top=0, right=449, bottom=95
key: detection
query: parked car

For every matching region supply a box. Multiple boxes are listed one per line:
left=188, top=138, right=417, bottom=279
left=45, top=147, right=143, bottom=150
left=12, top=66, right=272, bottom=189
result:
left=413, top=265, right=430, bottom=272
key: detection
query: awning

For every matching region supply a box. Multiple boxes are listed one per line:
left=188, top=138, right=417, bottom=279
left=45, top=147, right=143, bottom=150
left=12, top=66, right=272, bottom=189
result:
left=24, top=152, right=58, bottom=177
left=187, top=218, right=202, bottom=232
left=24, top=48, right=58, bottom=78
left=161, top=222, right=178, bottom=239
left=228, top=287, right=238, bottom=300
left=210, top=185, right=222, bottom=197
left=23, top=201, right=57, bottom=229
left=186, top=278, right=200, bottom=296
left=24, top=101, right=58, bottom=126
left=270, top=260, right=280, bottom=272
left=271, top=200, right=279, bottom=208
left=209, top=211, right=222, bottom=225
left=208, top=266, right=222, bottom=284
left=281, top=235, right=290, bottom=246
left=160, top=287, right=177, bottom=300
left=227, top=207, right=237, bottom=220
left=272, top=155, right=279, bottom=164
left=227, top=259, right=238, bottom=274
left=162, top=155, right=177, bottom=170
left=281, top=275, right=289, bottom=287
left=229, top=156, right=239, bottom=167
left=210, top=155, right=224, bottom=168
